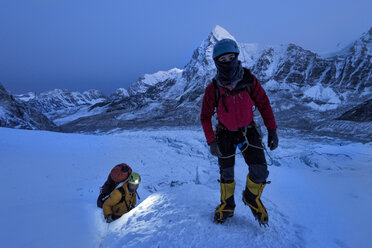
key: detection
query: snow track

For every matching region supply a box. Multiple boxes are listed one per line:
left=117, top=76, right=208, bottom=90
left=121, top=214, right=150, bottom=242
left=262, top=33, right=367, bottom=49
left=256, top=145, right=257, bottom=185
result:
left=0, top=127, right=371, bottom=248
left=101, top=187, right=305, bottom=248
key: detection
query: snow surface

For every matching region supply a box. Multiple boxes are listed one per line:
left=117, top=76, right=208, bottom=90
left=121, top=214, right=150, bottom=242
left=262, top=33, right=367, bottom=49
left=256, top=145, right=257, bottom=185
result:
left=52, top=105, right=109, bottom=126
left=302, top=85, right=341, bottom=111
left=0, top=127, right=371, bottom=248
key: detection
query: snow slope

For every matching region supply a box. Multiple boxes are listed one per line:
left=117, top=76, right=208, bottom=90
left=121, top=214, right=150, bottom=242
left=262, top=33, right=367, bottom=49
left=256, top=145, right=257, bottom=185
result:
left=0, top=127, right=371, bottom=248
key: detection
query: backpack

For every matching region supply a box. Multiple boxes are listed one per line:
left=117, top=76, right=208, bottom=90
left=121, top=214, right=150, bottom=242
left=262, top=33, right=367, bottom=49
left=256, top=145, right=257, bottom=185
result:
left=110, top=163, right=132, bottom=183
left=212, top=68, right=255, bottom=112
left=97, top=163, right=132, bottom=208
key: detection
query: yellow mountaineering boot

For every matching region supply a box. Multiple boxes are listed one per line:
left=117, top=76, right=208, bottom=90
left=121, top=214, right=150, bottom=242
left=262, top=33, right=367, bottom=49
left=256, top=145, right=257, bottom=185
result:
left=214, top=181, right=236, bottom=223
left=242, top=174, right=269, bottom=226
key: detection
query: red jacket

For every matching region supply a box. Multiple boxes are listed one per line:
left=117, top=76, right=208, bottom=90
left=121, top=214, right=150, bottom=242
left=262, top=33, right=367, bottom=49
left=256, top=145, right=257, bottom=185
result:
left=200, top=72, right=277, bottom=144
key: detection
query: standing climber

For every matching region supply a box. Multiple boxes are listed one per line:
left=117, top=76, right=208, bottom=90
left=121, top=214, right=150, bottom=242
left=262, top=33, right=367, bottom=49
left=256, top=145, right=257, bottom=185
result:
left=200, top=38, right=278, bottom=225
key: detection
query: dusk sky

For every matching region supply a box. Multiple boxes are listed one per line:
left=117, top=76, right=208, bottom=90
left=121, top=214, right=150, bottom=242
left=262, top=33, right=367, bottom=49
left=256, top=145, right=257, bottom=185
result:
left=1, top=0, right=371, bottom=95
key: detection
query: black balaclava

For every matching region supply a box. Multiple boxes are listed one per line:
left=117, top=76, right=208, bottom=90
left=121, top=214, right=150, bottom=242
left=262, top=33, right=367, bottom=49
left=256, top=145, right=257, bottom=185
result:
left=128, top=184, right=137, bottom=194
left=214, top=55, right=244, bottom=88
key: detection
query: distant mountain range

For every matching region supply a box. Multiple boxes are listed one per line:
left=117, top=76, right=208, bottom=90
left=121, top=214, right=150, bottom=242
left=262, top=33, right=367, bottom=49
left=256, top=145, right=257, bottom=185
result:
left=14, top=89, right=107, bottom=126
left=0, top=84, right=57, bottom=130
left=1, top=25, right=371, bottom=141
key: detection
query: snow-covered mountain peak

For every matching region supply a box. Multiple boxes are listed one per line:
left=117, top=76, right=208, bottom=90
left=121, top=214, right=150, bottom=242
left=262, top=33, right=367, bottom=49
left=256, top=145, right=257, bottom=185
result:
left=40, top=88, right=68, bottom=96
left=352, top=28, right=372, bottom=46
left=206, top=25, right=236, bottom=51
left=128, top=68, right=183, bottom=95
left=191, top=26, right=237, bottom=65
left=109, top=88, right=130, bottom=101
left=182, top=26, right=232, bottom=77
left=15, top=88, right=107, bottom=116
left=113, top=88, right=129, bottom=98
left=359, top=27, right=372, bottom=52
left=325, top=26, right=372, bottom=58
left=81, top=89, right=106, bottom=101
left=15, top=92, right=36, bottom=102
left=15, top=26, right=369, bottom=140
left=211, top=25, right=236, bottom=41
left=322, top=41, right=355, bottom=58
left=34, top=88, right=105, bottom=106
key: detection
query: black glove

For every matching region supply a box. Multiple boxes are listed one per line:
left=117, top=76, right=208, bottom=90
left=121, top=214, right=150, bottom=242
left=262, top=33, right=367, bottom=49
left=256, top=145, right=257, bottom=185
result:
left=106, top=215, right=114, bottom=223
left=267, top=129, right=278, bottom=150
left=209, top=139, right=222, bottom=157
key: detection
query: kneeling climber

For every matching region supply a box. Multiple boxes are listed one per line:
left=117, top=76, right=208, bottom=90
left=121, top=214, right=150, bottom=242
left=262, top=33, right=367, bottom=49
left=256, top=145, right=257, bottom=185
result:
left=103, top=172, right=141, bottom=223
left=97, top=163, right=133, bottom=208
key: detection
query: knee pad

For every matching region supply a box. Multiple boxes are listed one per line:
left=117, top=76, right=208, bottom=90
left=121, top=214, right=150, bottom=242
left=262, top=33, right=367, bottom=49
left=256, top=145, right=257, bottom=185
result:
left=248, top=164, right=269, bottom=183
left=220, top=166, right=234, bottom=183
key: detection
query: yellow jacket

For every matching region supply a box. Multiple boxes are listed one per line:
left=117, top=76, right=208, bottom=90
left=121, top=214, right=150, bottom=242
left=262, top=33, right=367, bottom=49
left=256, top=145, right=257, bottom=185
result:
left=103, top=182, right=137, bottom=218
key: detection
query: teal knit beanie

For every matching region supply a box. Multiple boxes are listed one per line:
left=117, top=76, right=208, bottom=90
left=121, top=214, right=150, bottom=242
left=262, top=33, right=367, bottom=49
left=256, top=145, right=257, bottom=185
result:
left=213, top=39, right=240, bottom=59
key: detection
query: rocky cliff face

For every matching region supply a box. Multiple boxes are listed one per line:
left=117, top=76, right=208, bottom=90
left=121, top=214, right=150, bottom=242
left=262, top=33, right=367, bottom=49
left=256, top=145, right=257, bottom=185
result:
left=0, top=83, right=58, bottom=130
left=336, top=99, right=372, bottom=122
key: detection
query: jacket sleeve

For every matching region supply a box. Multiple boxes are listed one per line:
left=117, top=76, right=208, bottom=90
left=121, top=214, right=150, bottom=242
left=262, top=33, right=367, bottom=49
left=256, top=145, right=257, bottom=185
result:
left=250, top=76, right=277, bottom=130
left=102, top=189, right=121, bottom=218
left=200, top=83, right=216, bottom=144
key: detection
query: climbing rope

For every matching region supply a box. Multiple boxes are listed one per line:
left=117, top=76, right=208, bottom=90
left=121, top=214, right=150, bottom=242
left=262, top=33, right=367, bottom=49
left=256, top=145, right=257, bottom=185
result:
left=217, top=127, right=274, bottom=166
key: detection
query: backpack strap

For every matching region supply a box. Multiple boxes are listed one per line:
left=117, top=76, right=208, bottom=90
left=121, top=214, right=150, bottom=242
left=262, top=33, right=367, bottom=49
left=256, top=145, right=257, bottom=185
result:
left=117, top=187, right=125, bottom=203
left=239, top=68, right=255, bottom=95
left=213, top=79, right=229, bottom=112
left=117, top=187, right=131, bottom=211
left=212, top=79, right=220, bottom=109
left=212, top=68, right=255, bottom=112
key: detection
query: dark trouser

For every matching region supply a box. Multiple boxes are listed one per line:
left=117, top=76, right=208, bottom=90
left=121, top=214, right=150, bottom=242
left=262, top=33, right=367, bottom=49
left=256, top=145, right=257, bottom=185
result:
left=217, top=126, right=269, bottom=184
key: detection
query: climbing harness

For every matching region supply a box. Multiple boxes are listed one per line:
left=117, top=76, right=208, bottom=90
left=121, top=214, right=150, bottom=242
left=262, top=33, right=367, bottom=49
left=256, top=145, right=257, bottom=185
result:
left=216, top=126, right=274, bottom=166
